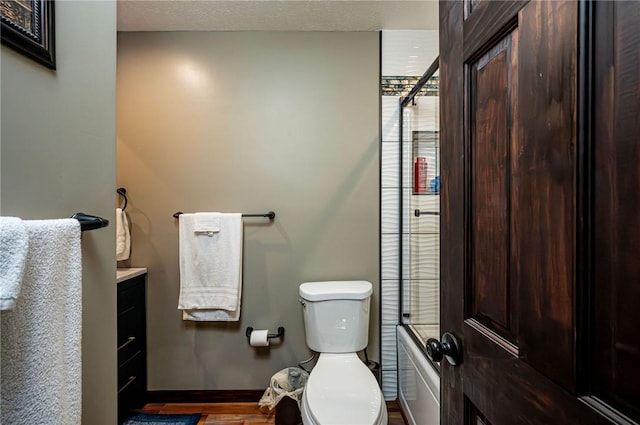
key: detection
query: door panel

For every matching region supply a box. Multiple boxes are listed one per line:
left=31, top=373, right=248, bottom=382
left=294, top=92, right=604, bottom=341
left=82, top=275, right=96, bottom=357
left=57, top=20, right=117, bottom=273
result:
left=460, top=328, right=612, bottom=425
left=512, top=0, right=577, bottom=391
left=593, top=1, right=640, bottom=422
left=465, top=400, right=492, bottom=425
left=440, top=1, right=466, bottom=423
left=469, top=32, right=517, bottom=343
left=462, top=1, right=525, bottom=60
left=440, top=0, right=639, bottom=424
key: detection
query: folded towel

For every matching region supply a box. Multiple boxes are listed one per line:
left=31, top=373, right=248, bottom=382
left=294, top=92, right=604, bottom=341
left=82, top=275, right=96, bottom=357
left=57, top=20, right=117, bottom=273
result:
left=181, top=303, right=241, bottom=321
left=178, top=212, right=243, bottom=321
left=116, top=207, right=131, bottom=261
left=0, top=217, right=29, bottom=310
left=1, top=218, right=82, bottom=425
left=194, top=213, right=221, bottom=234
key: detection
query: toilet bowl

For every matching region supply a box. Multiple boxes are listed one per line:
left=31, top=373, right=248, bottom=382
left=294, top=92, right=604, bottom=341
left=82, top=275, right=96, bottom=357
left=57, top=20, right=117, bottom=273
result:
left=300, top=353, right=387, bottom=425
left=299, top=281, right=388, bottom=425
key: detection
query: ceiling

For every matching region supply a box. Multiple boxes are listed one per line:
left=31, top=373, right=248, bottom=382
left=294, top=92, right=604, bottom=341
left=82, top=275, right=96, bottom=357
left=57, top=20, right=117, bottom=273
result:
left=117, top=1, right=439, bottom=32
left=382, top=30, right=438, bottom=76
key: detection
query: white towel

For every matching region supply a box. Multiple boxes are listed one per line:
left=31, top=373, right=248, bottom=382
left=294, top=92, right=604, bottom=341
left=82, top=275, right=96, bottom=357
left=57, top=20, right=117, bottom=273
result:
left=0, top=217, right=29, bottom=310
left=1, top=218, right=82, bottom=425
left=116, top=207, right=131, bottom=261
left=181, top=304, right=241, bottom=321
left=194, top=213, right=221, bottom=234
left=178, top=212, right=243, bottom=321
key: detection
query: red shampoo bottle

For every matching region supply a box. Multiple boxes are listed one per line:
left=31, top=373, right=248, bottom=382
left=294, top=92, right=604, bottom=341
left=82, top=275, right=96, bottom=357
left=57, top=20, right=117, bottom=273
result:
left=414, top=157, right=428, bottom=194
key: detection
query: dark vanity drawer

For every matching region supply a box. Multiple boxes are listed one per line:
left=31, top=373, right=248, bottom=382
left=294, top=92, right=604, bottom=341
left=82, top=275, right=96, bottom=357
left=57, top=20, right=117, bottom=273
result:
left=117, top=271, right=147, bottom=423
left=117, top=331, right=143, bottom=367
left=117, top=274, right=146, bottom=367
left=118, top=350, right=145, bottom=391
left=118, top=351, right=146, bottom=423
left=118, top=274, right=145, bottom=314
left=117, top=301, right=145, bottom=366
left=117, top=305, right=144, bottom=345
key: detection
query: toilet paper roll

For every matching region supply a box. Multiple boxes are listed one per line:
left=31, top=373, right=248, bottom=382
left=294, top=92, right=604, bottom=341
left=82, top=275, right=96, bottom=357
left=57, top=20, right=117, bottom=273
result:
left=250, top=329, right=270, bottom=347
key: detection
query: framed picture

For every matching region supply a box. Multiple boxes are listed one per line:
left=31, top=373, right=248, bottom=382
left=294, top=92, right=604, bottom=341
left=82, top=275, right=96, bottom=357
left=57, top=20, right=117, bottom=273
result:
left=1, top=0, right=55, bottom=69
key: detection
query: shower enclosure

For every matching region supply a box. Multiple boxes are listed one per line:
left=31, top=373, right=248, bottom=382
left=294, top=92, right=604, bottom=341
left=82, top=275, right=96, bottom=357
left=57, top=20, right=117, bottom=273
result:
left=399, top=58, right=440, bottom=363
left=380, top=31, right=440, bottom=418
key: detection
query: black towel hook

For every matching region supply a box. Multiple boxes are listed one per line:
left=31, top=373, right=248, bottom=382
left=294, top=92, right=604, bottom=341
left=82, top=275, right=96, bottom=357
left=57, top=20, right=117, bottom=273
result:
left=117, top=187, right=128, bottom=211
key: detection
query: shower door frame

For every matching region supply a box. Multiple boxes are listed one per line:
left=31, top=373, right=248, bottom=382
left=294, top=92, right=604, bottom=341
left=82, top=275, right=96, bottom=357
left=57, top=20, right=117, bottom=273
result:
left=398, top=56, right=440, bottom=370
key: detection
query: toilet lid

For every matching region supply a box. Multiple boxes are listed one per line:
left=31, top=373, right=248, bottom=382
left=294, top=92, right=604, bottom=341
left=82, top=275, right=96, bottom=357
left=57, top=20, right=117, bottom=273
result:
left=305, top=353, right=383, bottom=425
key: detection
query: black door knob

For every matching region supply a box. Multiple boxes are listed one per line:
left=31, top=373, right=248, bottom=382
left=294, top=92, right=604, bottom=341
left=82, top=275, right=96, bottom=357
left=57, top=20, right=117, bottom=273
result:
left=425, top=331, right=462, bottom=366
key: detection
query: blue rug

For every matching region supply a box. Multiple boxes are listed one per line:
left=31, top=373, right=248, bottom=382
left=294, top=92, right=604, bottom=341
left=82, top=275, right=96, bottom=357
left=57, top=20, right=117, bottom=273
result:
left=122, top=413, right=201, bottom=425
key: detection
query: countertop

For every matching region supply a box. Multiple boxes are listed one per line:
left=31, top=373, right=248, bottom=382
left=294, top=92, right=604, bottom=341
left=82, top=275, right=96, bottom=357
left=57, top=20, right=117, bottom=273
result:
left=117, top=267, right=147, bottom=283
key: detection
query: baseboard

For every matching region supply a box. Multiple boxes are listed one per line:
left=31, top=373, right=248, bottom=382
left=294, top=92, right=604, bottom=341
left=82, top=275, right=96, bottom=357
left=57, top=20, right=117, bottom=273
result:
left=146, top=389, right=265, bottom=404
left=146, top=391, right=404, bottom=415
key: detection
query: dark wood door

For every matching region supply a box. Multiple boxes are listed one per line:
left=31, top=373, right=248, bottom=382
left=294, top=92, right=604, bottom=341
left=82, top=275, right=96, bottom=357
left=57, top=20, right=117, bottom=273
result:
left=438, top=1, right=640, bottom=424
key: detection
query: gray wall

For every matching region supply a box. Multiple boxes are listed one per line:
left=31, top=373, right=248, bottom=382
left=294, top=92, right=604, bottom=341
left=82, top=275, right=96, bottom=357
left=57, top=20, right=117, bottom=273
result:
left=117, top=31, right=380, bottom=390
left=1, top=2, right=117, bottom=423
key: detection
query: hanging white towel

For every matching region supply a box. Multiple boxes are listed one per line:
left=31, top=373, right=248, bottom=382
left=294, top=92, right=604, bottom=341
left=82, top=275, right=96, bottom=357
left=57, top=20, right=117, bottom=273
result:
left=0, top=216, right=29, bottom=393
left=1, top=219, right=82, bottom=425
left=116, top=207, right=131, bottom=261
left=181, top=303, right=241, bottom=321
left=178, top=212, right=243, bottom=321
left=0, top=217, right=29, bottom=310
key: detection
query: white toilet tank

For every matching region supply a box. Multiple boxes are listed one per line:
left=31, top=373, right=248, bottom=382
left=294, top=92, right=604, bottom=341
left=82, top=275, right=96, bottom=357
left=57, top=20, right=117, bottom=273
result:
left=299, top=281, right=372, bottom=353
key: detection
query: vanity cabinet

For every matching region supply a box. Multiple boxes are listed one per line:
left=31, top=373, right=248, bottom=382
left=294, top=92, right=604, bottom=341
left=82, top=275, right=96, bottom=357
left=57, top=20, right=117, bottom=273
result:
left=117, top=270, right=147, bottom=423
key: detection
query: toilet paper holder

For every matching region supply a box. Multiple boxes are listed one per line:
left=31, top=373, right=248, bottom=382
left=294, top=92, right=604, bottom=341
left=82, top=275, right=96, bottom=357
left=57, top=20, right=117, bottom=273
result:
left=246, top=326, right=285, bottom=341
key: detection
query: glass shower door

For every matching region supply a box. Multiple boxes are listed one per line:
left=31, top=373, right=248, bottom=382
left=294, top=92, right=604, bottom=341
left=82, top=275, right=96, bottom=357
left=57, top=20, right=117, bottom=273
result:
left=400, top=62, right=440, bottom=361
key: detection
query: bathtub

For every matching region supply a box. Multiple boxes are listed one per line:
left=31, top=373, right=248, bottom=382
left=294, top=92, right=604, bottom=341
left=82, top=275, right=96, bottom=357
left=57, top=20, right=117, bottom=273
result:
left=397, top=326, right=440, bottom=425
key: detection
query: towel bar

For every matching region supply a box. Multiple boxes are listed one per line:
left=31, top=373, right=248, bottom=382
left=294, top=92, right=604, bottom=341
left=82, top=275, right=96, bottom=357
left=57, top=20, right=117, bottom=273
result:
left=414, top=209, right=440, bottom=217
left=173, top=211, right=276, bottom=220
left=72, top=213, right=109, bottom=232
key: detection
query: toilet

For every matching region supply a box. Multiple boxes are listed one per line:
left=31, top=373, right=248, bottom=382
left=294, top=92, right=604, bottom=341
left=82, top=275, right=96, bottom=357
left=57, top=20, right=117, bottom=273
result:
left=298, top=281, right=387, bottom=425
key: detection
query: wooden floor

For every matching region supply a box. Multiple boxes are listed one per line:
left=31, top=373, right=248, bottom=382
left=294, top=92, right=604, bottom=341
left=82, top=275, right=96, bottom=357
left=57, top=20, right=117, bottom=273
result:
left=139, top=401, right=408, bottom=425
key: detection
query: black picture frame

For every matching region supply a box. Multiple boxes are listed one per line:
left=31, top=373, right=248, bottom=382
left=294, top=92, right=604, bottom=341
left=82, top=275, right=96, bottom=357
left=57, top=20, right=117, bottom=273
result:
left=1, top=0, right=55, bottom=69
